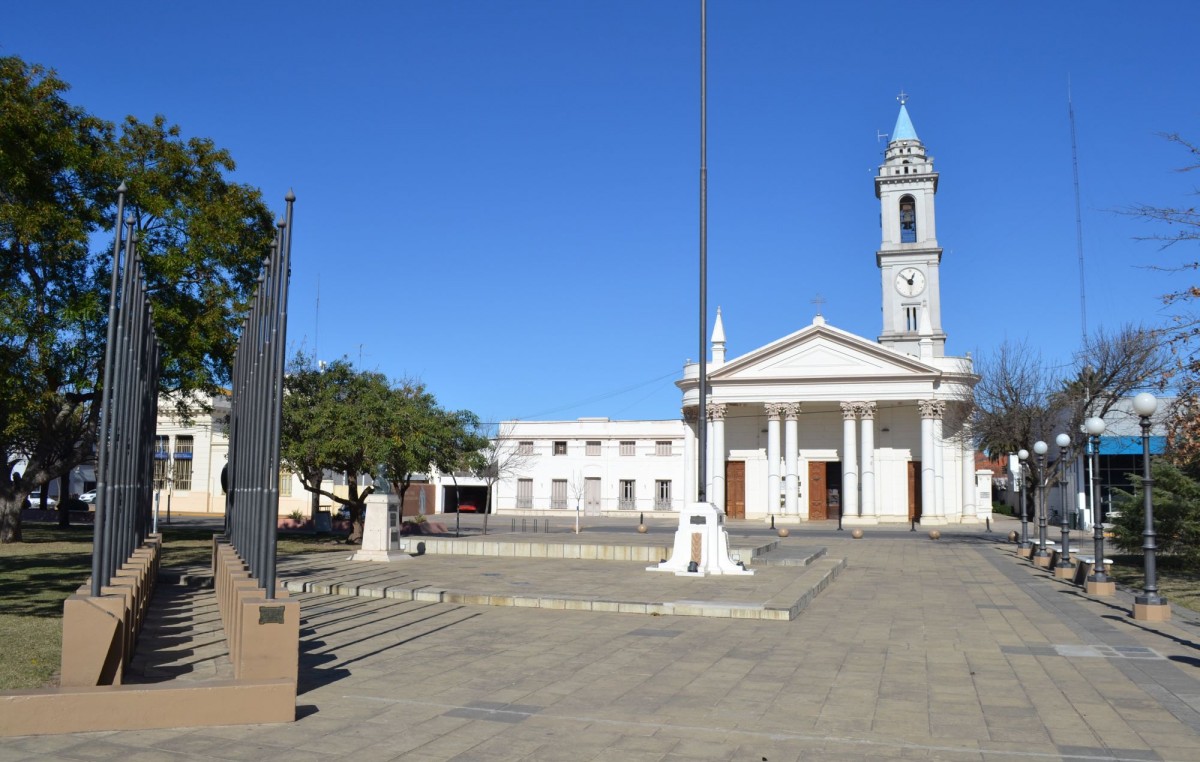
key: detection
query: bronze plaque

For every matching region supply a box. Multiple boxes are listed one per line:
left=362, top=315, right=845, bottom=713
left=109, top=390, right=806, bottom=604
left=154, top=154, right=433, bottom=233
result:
left=258, top=605, right=286, bottom=625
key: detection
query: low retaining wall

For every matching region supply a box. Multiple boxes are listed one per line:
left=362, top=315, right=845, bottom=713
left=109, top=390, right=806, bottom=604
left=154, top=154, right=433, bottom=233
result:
left=0, top=535, right=300, bottom=737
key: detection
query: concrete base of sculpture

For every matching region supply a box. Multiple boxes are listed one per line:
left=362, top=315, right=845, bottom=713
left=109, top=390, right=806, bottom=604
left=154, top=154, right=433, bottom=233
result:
left=646, top=502, right=753, bottom=576
left=1132, top=601, right=1171, bottom=621
left=351, top=494, right=409, bottom=562
left=1085, top=579, right=1116, bottom=596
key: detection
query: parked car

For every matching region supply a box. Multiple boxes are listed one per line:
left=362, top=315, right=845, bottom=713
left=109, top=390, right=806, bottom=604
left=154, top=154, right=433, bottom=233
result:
left=457, top=501, right=477, bottom=513
left=24, top=491, right=57, bottom=508
left=79, top=490, right=97, bottom=504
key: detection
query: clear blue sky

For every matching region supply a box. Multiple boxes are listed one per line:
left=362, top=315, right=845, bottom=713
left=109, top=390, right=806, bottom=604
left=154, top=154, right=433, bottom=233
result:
left=6, top=2, right=1197, bottom=424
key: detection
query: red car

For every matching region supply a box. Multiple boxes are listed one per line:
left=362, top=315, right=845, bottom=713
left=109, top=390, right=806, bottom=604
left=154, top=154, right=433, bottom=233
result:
left=457, top=502, right=477, bottom=513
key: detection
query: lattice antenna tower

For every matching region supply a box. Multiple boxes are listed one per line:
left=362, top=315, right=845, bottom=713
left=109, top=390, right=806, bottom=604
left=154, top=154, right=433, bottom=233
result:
left=1069, top=78, right=1088, bottom=348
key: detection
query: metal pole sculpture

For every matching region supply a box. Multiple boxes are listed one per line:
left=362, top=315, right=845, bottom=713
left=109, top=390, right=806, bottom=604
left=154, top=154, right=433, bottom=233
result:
left=91, top=193, right=161, bottom=598
left=225, top=192, right=295, bottom=599
left=696, top=0, right=708, bottom=504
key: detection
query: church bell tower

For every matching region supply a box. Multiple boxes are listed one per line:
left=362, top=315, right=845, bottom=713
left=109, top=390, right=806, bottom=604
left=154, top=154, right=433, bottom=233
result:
left=876, top=95, right=946, bottom=357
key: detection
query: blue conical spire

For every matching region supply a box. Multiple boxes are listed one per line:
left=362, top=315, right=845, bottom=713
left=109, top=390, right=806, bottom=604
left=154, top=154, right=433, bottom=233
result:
left=892, top=104, right=919, bottom=142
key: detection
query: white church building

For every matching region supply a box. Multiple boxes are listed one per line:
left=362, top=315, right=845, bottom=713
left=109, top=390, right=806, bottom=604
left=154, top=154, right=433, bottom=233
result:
left=492, top=102, right=984, bottom=525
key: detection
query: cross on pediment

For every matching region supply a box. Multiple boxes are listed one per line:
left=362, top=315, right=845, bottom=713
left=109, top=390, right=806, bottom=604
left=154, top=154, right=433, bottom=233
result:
left=896, top=89, right=908, bottom=106
left=811, top=294, right=826, bottom=315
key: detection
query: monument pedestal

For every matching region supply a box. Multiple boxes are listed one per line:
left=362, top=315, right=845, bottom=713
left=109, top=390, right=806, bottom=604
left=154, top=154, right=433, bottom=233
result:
left=647, top=502, right=753, bottom=576
left=351, top=494, right=409, bottom=563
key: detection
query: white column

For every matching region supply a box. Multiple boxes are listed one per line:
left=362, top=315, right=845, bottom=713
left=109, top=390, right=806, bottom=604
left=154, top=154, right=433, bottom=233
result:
left=859, top=402, right=876, bottom=518
left=709, top=403, right=727, bottom=513
left=961, top=436, right=977, bottom=521
left=705, top=414, right=714, bottom=501
left=783, top=403, right=800, bottom=517
left=683, top=408, right=698, bottom=505
left=933, top=401, right=946, bottom=519
left=919, top=400, right=938, bottom=522
left=766, top=403, right=784, bottom=518
left=840, top=402, right=859, bottom=519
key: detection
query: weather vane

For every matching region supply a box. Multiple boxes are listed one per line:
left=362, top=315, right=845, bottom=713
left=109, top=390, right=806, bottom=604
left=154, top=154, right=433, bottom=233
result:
left=896, top=89, right=908, bottom=106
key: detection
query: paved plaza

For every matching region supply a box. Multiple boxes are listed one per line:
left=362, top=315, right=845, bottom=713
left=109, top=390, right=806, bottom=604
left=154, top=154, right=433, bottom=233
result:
left=4, top=517, right=1200, bottom=761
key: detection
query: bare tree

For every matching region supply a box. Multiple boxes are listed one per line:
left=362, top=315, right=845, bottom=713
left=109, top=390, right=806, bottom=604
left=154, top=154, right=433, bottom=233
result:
left=971, top=340, right=1063, bottom=460
left=1123, top=133, right=1200, bottom=472
left=474, top=422, right=536, bottom=534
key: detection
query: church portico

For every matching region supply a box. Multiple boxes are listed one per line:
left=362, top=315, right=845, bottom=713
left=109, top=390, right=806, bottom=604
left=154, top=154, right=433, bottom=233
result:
left=682, top=393, right=975, bottom=524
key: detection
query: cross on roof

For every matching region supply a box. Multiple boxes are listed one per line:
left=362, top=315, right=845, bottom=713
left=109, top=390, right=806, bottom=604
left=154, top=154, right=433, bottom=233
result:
left=811, top=294, right=826, bottom=315
left=896, top=89, right=908, bottom=106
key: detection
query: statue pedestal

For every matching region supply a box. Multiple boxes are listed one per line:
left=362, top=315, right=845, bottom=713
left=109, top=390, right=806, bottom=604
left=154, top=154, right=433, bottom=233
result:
left=351, top=494, right=409, bottom=562
left=646, top=502, right=753, bottom=576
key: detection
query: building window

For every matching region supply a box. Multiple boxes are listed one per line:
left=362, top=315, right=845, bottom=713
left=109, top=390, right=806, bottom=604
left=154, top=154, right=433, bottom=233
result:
left=905, top=304, right=919, bottom=332
left=280, top=470, right=292, bottom=497
left=154, top=435, right=170, bottom=459
left=655, top=441, right=672, bottom=456
left=173, top=436, right=193, bottom=490
left=553, top=441, right=567, bottom=456
left=174, top=459, right=193, bottom=491
left=517, top=478, right=533, bottom=509
left=551, top=479, right=567, bottom=509
left=517, top=440, right=534, bottom=455
left=153, top=458, right=170, bottom=491
left=620, top=441, right=635, bottom=456
left=899, top=196, right=916, bottom=243
left=619, top=479, right=636, bottom=509
left=586, top=440, right=601, bottom=456
left=655, top=480, right=672, bottom=510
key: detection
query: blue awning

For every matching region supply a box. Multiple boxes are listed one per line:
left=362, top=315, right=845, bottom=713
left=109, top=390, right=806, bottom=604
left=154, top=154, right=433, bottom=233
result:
left=1100, top=436, right=1166, bottom=456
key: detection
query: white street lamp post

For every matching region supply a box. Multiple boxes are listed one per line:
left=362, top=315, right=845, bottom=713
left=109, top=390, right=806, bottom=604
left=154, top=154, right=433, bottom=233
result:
left=1084, top=417, right=1108, bottom=588
left=1017, top=449, right=1031, bottom=552
left=1033, top=441, right=1050, bottom=561
left=1131, top=392, right=1167, bottom=617
left=1055, top=433, right=1075, bottom=574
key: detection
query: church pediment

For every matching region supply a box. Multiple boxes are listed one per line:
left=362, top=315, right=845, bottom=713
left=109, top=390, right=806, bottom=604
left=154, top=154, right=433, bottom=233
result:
left=709, top=320, right=939, bottom=382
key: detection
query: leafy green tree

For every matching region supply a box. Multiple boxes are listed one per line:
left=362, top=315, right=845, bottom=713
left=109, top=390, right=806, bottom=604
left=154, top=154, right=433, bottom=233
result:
left=117, top=115, right=274, bottom=408
left=1, top=56, right=113, bottom=542
left=1111, top=460, right=1200, bottom=569
left=379, top=388, right=486, bottom=518
left=281, top=356, right=392, bottom=543
left=0, top=55, right=274, bottom=543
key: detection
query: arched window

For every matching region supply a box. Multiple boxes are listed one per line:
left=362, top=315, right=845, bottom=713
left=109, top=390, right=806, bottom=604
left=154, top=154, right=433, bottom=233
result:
left=899, top=196, right=916, bottom=243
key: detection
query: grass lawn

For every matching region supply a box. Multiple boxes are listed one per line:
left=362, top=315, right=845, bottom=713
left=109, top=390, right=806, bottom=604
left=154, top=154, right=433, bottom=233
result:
left=0, top=520, right=350, bottom=691
left=1108, top=554, right=1200, bottom=612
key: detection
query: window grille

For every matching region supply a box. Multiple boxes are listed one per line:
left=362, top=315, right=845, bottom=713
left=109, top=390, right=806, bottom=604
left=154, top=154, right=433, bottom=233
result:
left=655, top=480, right=672, bottom=510
left=553, top=441, right=567, bottom=456
left=619, top=479, right=636, bottom=509
left=551, top=479, right=567, bottom=509
left=517, top=478, right=533, bottom=509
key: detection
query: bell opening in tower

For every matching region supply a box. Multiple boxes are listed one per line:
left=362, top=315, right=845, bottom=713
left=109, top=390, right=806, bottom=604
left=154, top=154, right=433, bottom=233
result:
left=899, top=196, right=916, bottom=243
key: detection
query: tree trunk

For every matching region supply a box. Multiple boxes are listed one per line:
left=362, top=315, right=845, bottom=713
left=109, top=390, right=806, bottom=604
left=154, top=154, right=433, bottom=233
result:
left=482, top=483, right=492, bottom=535
left=58, top=474, right=71, bottom=528
left=1, top=499, right=23, bottom=543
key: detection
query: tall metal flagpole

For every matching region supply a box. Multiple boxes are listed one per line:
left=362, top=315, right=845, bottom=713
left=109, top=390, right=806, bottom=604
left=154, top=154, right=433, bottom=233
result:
left=697, top=0, right=708, bottom=503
